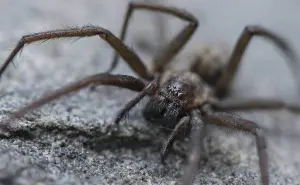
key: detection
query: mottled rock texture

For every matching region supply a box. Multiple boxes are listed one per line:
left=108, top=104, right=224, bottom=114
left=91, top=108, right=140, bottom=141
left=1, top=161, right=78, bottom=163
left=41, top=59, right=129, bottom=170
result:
left=0, top=0, right=299, bottom=184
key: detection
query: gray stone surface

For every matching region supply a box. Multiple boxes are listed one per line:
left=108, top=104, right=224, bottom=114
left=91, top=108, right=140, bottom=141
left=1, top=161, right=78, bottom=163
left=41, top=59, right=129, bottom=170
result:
left=0, top=0, right=300, bottom=184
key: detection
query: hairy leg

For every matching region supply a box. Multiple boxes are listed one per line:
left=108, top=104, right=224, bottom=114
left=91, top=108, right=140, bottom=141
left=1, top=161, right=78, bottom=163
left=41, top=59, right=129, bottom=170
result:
left=7, top=74, right=146, bottom=121
left=115, top=78, right=158, bottom=124
left=0, top=26, right=153, bottom=81
left=203, top=112, right=269, bottom=185
left=160, top=116, right=190, bottom=163
left=212, top=98, right=300, bottom=113
left=107, top=2, right=198, bottom=73
left=180, top=110, right=207, bottom=185
left=216, top=25, right=300, bottom=98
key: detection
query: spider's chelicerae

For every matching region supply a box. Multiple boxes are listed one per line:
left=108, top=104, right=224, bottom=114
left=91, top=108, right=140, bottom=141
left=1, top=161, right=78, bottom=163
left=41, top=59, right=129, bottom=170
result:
left=1, top=2, right=300, bottom=185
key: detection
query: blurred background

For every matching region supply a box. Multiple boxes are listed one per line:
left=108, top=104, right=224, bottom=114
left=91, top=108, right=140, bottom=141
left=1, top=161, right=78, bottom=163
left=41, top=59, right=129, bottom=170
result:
left=0, top=0, right=299, bottom=184
left=0, top=0, right=299, bottom=97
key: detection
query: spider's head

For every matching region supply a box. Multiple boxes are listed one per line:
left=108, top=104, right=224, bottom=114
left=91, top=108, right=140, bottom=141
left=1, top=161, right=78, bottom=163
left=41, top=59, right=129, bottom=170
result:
left=143, top=77, right=192, bottom=130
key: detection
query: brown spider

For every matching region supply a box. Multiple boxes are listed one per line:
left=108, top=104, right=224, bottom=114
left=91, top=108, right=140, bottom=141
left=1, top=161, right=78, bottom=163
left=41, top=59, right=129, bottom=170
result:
left=1, top=2, right=300, bottom=185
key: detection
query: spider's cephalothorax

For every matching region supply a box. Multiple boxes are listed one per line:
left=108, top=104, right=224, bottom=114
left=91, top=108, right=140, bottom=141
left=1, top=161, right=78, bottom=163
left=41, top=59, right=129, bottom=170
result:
left=143, top=82, right=188, bottom=129
left=1, top=2, right=300, bottom=185
left=143, top=71, right=211, bottom=130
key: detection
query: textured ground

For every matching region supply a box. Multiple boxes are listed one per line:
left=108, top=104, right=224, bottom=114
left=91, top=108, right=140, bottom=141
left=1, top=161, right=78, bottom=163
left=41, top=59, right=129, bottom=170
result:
left=0, top=0, right=300, bottom=185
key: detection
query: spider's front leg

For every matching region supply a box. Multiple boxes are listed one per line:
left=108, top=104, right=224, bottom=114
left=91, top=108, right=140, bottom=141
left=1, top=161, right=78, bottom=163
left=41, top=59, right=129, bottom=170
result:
left=0, top=26, right=154, bottom=81
left=180, top=110, right=207, bottom=185
left=160, top=116, right=190, bottom=163
left=202, top=112, right=269, bottom=185
left=0, top=73, right=151, bottom=131
left=115, top=77, right=158, bottom=124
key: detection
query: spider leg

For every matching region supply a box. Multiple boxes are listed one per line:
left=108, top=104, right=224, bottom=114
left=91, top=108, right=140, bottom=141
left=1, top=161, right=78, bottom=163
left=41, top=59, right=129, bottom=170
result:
left=202, top=112, right=269, bottom=185
left=160, top=116, right=190, bottom=164
left=134, top=0, right=168, bottom=56
left=148, top=0, right=168, bottom=47
left=180, top=110, right=207, bottom=185
left=134, top=37, right=158, bottom=56
left=115, top=78, right=158, bottom=124
left=0, top=26, right=153, bottom=81
left=5, top=74, right=146, bottom=121
left=216, top=25, right=300, bottom=98
left=213, top=98, right=300, bottom=113
left=107, top=2, right=198, bottom=73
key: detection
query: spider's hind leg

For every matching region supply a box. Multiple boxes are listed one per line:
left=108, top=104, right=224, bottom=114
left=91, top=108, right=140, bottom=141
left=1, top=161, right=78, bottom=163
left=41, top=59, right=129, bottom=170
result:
left=202, top=112, right=269, bottom=185
left=216, top=25, right=300, bottom=98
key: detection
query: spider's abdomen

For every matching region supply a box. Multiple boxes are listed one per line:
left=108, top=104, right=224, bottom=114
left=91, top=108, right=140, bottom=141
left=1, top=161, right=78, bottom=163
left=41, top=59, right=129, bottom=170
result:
left=190, top=45, right=230, bottom=86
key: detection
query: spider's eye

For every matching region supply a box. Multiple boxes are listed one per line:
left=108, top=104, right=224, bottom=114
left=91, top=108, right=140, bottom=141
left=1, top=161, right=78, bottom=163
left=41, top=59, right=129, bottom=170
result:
left=177, top=92, right=184, bottom=100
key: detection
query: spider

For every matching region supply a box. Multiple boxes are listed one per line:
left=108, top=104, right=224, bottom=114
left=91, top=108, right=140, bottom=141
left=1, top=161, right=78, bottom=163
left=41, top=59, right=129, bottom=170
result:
left=1, top=2, right=300, bottom=185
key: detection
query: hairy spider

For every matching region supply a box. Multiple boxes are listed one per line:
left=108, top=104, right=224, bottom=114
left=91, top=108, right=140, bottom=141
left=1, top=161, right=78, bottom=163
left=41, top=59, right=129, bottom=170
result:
left=1, top=2, right=300, bottom=185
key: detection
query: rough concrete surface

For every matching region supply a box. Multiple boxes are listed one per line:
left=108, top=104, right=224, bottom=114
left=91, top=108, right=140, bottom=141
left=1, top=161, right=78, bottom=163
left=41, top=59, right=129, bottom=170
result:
left=0, top=0, right=300, bottom=184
